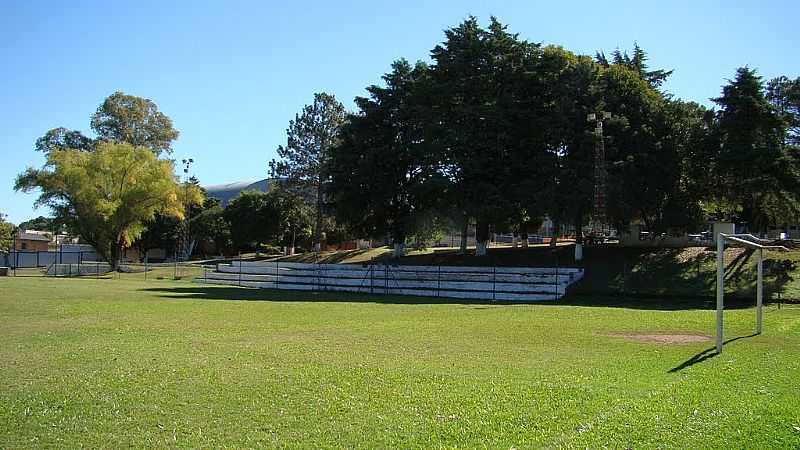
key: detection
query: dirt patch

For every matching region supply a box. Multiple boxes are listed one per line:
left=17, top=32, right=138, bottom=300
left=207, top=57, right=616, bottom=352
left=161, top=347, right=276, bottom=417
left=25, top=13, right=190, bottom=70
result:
left=608, top=333, right=711, bottom=344
left=675, top=247, right=708, bottom=264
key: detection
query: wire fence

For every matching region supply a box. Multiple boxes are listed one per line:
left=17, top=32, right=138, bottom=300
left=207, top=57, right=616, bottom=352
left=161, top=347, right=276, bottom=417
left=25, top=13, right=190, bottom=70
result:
left=1, top=250, right=101, bottom=269
left=1, top=258, right=211, bottom=283
left=1, top=245, right=796, bottom=304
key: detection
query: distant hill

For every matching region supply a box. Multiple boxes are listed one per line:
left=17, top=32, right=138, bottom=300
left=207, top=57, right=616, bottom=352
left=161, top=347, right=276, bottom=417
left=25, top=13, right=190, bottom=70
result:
left=204, top=178, right=277, bottom=206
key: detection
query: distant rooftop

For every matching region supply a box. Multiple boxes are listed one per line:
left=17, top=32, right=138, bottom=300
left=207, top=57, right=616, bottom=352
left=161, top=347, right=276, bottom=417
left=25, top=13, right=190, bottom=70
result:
left=16, top=231, right=51, bottom=242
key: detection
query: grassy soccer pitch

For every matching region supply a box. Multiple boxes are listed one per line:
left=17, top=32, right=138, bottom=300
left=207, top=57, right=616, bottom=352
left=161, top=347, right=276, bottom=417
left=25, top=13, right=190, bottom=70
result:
left=1, top=276, right=799, bottom=448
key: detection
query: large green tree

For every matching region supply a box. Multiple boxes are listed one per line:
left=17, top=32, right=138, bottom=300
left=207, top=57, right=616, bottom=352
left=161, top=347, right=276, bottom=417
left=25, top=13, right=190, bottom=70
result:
left=269, top=93, right=346, bottom=252
left=15, top=142, right=200, bottom=268
left=428, top=17, right=542, bottom=255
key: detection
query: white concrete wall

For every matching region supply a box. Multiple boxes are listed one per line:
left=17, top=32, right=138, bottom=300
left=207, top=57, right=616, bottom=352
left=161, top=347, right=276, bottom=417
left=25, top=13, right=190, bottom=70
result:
left=198, top=261, right=584, bottom=301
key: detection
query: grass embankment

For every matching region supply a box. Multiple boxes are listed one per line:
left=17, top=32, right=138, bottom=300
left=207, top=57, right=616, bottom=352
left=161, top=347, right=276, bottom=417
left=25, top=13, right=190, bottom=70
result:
left=1, top=276, right=798, bottom=448
left=280, top=244, right=800, bottom=302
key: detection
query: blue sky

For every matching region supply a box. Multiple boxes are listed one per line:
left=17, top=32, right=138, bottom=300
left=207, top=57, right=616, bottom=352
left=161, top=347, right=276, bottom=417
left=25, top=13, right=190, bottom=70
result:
left=2, top=0, right=798, bottom=224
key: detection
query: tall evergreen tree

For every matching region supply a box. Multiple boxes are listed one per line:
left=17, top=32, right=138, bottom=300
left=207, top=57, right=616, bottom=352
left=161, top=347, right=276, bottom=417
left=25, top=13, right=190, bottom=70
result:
left=329, top=60, right=445, bottom=257
left=709, top=67, right=799, bottom=231
left=270, top=93, right=346, bottom=252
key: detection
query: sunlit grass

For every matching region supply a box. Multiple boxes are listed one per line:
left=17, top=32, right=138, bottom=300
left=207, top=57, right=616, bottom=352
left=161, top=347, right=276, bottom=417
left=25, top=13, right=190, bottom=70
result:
left=1, top=276, right=798, bottom=448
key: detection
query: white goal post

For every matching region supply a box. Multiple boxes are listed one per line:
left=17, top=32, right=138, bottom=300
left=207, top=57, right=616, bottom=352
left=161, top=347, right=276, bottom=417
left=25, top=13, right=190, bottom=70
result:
left=716, top=233, right=788, bottom=353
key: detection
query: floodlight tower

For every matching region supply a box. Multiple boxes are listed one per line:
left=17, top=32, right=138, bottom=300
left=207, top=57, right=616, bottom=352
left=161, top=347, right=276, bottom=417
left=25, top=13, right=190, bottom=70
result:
left=178, top=158, right=194, bottom=261
left=587, top=112, right=611, bottom=235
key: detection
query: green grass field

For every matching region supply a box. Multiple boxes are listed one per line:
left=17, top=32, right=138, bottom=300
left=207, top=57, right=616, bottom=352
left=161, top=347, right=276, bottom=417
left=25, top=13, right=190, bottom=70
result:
left=1, top=276, right=799, bottom=448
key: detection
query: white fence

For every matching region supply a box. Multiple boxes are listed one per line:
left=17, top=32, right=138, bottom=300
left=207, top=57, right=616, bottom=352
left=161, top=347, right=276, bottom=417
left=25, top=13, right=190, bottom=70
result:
left=195, top=261, right=583, bottom=301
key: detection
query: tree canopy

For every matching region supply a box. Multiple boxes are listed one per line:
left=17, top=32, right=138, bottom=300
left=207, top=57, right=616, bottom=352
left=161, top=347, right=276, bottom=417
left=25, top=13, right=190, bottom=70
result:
left=326, top=17, right=800, bottom=251
left=34, top=91, right=179, bottom=156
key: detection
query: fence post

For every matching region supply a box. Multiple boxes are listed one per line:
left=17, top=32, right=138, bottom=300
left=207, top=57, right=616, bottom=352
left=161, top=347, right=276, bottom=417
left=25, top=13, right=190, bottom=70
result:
left=276, top=260, right=279, bottom=290
left=492, top=266, right=497, bottom=302
left=555, top=252, right=560, bottom=301
left=622, top=259, right=626, bottom=295
left=36, top=251, right=39, bottom=267
left=238, top=252, right=242, bottom=287
left=370, top=264, right=374, bottom=294
left=437, top=265, right=441, bottom=297
left=96, top=260, right=99, bottom=279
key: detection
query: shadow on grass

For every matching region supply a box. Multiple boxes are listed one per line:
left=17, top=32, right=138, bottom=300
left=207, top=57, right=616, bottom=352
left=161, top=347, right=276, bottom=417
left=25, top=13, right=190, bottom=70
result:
left=560, top=294, right=758, bottom=311
left=668, top=333, right=759, bottom=373
left=140, top=285, right=765, bottom=311
left=276, top=249, right=378, bottom=264
left=139, top=285, right=491, bottom=305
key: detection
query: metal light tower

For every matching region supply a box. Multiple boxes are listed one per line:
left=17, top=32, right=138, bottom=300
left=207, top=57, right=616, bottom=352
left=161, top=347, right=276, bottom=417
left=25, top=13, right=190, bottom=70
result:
left=587, top=112, right=611, bottom=235
left=178, top=158, right=194, bottom=261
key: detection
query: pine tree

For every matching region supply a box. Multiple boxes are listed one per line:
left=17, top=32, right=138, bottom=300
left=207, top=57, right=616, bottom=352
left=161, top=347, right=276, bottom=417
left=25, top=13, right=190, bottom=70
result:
left=270, top=93, right=346, bottom=252
left=711, top=67, right=798, bottom=231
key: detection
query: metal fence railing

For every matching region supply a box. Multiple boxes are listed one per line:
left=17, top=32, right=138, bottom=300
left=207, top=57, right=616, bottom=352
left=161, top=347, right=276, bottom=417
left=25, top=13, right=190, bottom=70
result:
left=1, top=250, right=101, bottom=268
left=3, top=245, right=796, bottom=304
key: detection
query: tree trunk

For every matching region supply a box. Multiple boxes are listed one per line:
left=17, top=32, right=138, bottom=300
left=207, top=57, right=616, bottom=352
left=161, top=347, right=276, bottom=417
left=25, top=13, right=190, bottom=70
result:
left=520, top=222, right=529, bottom=248
left=574, top=212, right=584, bottom=245
left=549, top=219, right=559, bottom=248
left=475, top=220, right=490, bottom=256
left=313, top=183, right=323, bottom=252
left=392, top=227, right=405, bottom=258
left=109, top=239, right=123, bottom=271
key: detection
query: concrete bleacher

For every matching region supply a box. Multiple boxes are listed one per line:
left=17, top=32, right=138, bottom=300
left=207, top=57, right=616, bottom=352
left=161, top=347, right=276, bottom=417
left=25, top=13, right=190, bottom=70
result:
left=195, top=261, right=583, bottom=301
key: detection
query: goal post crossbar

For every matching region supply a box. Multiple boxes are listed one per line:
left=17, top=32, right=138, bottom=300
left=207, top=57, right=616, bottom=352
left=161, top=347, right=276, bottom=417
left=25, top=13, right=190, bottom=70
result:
left=716, top=233, right=789, bottom=354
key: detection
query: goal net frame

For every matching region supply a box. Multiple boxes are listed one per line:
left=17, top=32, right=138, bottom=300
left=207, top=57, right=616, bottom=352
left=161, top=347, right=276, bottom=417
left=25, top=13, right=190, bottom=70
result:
left=715, top=233, right=788, bottom=353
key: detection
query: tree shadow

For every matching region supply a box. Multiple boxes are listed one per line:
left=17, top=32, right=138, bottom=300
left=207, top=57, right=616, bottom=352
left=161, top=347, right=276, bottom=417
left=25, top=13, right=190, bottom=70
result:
left=570, top=246, right=795, bottom=304
left=275, top=249, right=377, bottom=264
left=667, top=333, right=759, bottom=373
left=138, top=285, right=492, bottom=305
left=139, top=285, right=776, bottom=311
left=557, top=294, right=756, bottom=311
